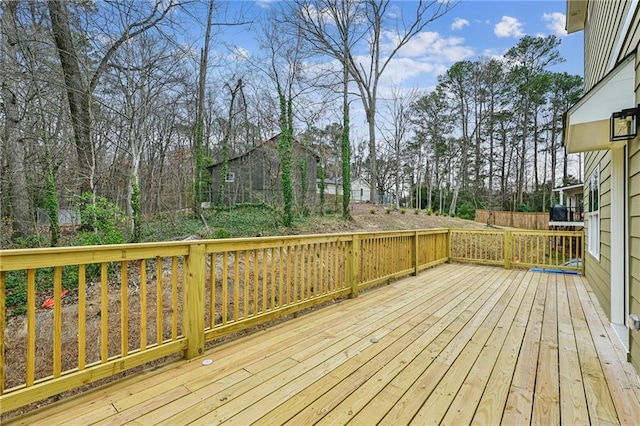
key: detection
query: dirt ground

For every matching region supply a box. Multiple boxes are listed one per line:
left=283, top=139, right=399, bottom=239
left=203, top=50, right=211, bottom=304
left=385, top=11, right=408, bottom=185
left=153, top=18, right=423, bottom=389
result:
left=296, top=203, right=486, bottom=234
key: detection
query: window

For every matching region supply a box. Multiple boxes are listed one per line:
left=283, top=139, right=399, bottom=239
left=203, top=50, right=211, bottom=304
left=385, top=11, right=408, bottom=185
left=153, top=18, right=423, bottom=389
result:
left=225, top=172, right=235, bottom=183
left=587, top=166, right=600, bottom=259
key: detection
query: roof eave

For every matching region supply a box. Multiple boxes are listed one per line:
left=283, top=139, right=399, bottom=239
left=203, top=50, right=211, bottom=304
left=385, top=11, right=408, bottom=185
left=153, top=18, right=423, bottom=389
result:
left=566, top=0, right=587, bottom=34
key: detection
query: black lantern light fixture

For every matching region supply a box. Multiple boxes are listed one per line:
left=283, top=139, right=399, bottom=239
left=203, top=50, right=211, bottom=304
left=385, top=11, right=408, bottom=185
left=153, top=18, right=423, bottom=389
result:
left=610, top=104, right=639, bottom=141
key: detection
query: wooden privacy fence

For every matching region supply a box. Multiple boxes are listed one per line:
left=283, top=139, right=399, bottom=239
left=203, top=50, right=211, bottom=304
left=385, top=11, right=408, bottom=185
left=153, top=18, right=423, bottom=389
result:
left=0, top=228, right=581, bottom=413
left=475, top=209, right=550, bottom=230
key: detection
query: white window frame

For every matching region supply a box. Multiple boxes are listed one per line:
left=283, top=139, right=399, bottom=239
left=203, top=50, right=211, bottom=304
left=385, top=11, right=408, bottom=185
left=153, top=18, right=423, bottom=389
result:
left=225, top=172, right=235, bottom=183
left=587, top=165, right=600, bottom=260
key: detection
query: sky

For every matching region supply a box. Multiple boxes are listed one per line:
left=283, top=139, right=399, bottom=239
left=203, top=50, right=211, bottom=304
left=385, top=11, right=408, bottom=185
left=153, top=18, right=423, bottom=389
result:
left=211, top=0, right=584, bottom=93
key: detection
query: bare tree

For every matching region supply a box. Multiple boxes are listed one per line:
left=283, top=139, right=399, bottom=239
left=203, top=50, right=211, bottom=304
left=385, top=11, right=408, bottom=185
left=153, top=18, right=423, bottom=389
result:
left=379, top=86, right=419, bottom=209
left=1, top=0, right=31, bottom=237
left=47, top=0, right=179, bottom=195
left=193, top=0, right=215, bottom=215
left=290, top=0, right=454, bottom=204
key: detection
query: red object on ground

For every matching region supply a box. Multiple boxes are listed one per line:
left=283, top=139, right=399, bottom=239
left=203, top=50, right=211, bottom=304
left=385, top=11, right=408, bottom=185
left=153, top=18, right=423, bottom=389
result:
left=41, top=290, right=69, bottom=309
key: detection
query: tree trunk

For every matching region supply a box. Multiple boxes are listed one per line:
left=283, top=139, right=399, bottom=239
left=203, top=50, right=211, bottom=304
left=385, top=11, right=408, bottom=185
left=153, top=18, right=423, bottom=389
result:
left=193, top=0, right=215, bottom=215
left=533, top=108, right=539, bottom=190
left=2, top=0, right=31, bottom=237
left=48, top=0, right=95, bottom=194
left=367, top=108, right=377, bottom=204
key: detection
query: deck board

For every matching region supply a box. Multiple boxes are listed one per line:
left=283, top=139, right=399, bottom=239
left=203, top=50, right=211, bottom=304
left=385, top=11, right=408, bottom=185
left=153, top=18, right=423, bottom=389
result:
left=6, top=263, right=640, bottom=425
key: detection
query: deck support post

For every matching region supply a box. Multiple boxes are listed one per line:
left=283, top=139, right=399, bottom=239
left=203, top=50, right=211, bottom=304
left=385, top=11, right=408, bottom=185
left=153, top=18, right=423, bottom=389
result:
left=413, top=231, right=420, bottom=275
left=184, top=243, right=205, bottom=359
left=581, top=232, right=586, bottom=275
left=504, top=231, right=512, bottom=269
left=348, top=235, right=360, bottom=298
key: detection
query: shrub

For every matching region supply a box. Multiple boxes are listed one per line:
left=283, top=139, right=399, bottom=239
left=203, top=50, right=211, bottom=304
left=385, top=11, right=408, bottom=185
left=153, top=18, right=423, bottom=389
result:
left=414, top=209, right=420, bottom=215
left=71, top=193, right=126, bottom=246
left=426, top=208, right=433, bottom=215
left=400, top=208, right=406, bottom=215
left=214, top=228, right=231, bottom=239
left=370, top=208, right=376, bottom=214
left=516, top=202, right=533, bottom=212
left=385, top=208, right=391, bottom=214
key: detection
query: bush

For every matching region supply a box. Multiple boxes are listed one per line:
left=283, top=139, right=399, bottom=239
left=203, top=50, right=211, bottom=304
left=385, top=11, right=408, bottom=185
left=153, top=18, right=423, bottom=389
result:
left=457, top=202, right=475, bottom=220
left=426, top=208, right=433, bottom=215
left=214, top=228, right=231, bottom=239
left=414, top=209, right=420, bottom=215
left=385, top=208, right=391, bottom=214
left=71, top=193, right=126, bottom=246
left=370, top=208, right=376, bottom=215
left=516, top=202, right=533, bottom=212
left=400, top=208, right=406, bottom=215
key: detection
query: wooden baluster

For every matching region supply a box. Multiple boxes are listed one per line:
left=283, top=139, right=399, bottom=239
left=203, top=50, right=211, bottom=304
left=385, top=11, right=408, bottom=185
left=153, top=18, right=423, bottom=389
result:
left=78, top=265, right=86, bottom=370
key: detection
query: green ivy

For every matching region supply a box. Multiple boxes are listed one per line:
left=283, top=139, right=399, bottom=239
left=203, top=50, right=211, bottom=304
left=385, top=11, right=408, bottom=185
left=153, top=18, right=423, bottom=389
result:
left=341, top=115, right=351, bottom=219
left=43, top=137, right=60, bottom=247
left=218, top=138, right=229, bottom=206
left=277, top=83, right=294, bottom=227
left=318, top=163, right=325, bottom=215
left=131, top=182, right=141, bottom=242
left=298, top=159, right=308, bottom=216
left=71, top=192, right=126, bottom=246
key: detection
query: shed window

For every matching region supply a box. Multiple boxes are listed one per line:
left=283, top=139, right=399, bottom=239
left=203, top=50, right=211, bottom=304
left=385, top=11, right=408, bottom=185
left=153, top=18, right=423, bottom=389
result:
left=587, top=166, right=600, bottom=260
left=225, top=172, right=235, bottom=183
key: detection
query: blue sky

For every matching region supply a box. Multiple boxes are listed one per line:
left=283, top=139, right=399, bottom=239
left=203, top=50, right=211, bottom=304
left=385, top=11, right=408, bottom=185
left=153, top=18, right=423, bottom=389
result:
left=211, top=0, right=584, bottom=91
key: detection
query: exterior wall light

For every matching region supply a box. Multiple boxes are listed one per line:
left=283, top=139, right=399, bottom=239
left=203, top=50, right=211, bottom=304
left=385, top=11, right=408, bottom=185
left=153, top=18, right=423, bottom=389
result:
left=610, top=105, right=639, bottom=141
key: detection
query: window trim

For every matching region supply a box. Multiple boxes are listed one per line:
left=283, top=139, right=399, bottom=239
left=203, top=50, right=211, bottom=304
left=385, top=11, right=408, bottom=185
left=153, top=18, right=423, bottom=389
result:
left=587, top=165, right=600, bottom=260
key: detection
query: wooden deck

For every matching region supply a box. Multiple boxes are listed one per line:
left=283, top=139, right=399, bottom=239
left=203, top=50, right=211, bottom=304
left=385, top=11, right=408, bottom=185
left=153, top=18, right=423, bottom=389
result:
left=6, top=263, right=640, bottom=425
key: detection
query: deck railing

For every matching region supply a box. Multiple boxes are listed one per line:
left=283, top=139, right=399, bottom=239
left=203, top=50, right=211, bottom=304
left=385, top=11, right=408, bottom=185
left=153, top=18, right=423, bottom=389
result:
left=0, top=228, right=581, bottom=413
left=449, top=229, right=584, bottom=271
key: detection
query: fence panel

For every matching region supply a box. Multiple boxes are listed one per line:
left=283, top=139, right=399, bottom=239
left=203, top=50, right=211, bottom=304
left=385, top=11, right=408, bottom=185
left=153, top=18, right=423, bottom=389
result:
left=202, top=236, right=352, bottom=342
left=449, top=229, right=505, bottom=266
left=510, top=230, right=583, bottom=272
left=475, top=209, right=550, bottom=230
left=358, top=232, right=415, bottom=290
left=0, top=243, right=190, bottom=412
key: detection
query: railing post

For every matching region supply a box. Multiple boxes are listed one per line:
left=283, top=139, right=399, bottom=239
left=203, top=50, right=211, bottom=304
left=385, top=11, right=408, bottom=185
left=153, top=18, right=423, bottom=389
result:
left=504, top=231, right=512, bottom=269
left=581, top=230, right=586, bottom=275
left=413, top=231, right=419, bottom=276
left=348, top=235, right=360, bottom=299
left=446, top=230, right=451, bottom=262
left=184, top=243, right=205, bottom=359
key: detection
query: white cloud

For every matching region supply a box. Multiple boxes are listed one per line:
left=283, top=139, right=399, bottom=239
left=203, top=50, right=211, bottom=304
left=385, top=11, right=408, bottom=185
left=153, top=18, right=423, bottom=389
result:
left=542, top=12, right=568, bottom=36
left=380, top=57, right=448, bottom=83
left=382, top=31, right=474, bottom=63
left=494, top=16, right=525, bottom=38
left=451, top=18, right=469, bottom=31
left=480, top=47, right=507, bottom=61
left=233, top=46, right=251, bottom=61
left=255, top=0, right=277, bottom=9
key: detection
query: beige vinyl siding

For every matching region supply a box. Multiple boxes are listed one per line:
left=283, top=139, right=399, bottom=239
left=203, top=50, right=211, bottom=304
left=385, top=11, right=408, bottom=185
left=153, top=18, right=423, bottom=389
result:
left=584, top=150, right=613, bottom=317
left=630, top=129, right=640, bottom=369
left=620, top=11, right=640, bottom=57
left=584, top=1, right=628, bottom=89
left=579, top=0, right=640, bottom=367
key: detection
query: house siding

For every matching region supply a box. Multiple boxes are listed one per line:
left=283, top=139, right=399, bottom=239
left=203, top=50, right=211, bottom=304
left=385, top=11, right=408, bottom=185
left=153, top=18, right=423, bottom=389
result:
left=585, top=150, right=613, bottom=318
left=583, top=1, right=627, bottom=89
left=579, top=0, right=640, bottom=369
left=630, top=91, right=640, bottom=367
left=209, top=138, right=318, bottom=208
